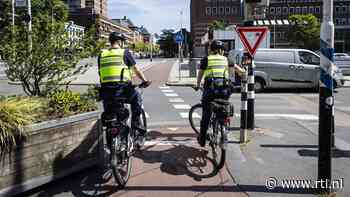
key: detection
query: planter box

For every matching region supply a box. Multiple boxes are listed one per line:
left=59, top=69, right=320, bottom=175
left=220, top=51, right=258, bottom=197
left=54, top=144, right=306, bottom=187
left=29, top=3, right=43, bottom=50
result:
left=0, top=111, right=102, bottom=197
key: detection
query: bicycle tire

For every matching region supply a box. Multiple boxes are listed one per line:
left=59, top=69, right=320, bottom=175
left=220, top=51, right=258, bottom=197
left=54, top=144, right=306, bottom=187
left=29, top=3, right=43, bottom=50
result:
left=135, top=110, right=147, bottom=150
left=111, top=136, right=132, bottom=187
left=209, top=120, right=226, bottom=172
left=189, top=103, right=202, bottom=134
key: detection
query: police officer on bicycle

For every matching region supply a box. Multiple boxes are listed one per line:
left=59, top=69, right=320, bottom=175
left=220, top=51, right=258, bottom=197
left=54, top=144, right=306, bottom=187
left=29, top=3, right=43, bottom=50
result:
left=195, top=40, right=245, bottom=147
left=98, top=32, right=151, bottom=144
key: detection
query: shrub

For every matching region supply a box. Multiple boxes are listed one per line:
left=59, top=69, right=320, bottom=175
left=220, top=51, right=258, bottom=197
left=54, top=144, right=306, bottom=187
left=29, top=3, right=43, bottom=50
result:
left=0, top=97, right=45, bottom=152
left=48, top=89, right=97, bottom=118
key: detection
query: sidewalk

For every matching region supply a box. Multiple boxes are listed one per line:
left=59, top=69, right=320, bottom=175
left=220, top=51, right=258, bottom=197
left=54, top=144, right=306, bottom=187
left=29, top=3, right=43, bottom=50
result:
left=226, top=114, right=350, bottom=197
left=166, top=59, right=197, bottom=86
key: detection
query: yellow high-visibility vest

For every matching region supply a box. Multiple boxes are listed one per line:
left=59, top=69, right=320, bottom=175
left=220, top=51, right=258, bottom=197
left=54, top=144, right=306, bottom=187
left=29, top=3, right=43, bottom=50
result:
left=99, top=49, right=132, bottom=83
left=204, top=54, right=229, bottom=79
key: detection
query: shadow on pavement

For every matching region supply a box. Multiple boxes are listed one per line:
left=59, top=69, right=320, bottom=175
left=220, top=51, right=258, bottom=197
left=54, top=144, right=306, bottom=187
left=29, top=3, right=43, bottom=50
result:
left=134, top=130, right=219, bottom=181
left=298, top=148, right=350, bottom=158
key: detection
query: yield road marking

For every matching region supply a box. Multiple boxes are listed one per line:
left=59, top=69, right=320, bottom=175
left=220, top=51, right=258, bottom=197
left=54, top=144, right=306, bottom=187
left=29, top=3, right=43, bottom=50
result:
left=173, top=104, right=191, bottom=110
left=164, top=93, right=179, bottom=97
left=169, top=98, right=185, bottom=103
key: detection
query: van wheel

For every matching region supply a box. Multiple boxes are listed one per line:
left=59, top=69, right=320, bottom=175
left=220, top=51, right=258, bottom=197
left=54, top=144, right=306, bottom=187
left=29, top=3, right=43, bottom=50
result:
left=255, top=78, right=265, bottom=93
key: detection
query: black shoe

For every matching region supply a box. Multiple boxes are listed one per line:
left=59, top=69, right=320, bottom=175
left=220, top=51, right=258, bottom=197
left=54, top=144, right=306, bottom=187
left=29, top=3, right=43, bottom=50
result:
left=197, top=134, right=206, bottom=147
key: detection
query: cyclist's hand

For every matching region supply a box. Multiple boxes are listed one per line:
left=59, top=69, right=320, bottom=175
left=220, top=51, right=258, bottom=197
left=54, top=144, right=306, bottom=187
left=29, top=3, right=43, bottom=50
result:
left=140, top=80, right=152, bottom=88
left=193, top=85, right=200, bottom=91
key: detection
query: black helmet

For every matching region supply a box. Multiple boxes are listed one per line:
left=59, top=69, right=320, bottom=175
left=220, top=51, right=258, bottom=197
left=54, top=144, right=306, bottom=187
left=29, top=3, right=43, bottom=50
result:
left=210, top=40, right=225, bottom=51
left=109, top=32, right=126, bottom=43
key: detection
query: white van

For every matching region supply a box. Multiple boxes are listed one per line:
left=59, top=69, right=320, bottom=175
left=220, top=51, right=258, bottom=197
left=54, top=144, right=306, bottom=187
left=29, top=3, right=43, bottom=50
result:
left=229, top=48, right=344, bottom=92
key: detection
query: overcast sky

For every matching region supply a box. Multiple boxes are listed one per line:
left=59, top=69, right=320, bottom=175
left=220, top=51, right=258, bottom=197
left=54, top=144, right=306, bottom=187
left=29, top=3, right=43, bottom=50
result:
left=108, top=0, right=190, bottom=35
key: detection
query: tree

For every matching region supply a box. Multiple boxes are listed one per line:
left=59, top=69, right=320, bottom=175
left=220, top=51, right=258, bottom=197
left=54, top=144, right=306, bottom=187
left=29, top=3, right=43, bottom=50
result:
left=0, top=0, right=104, bottom=96
left=287, top=14, right=320, bottom=50
left=157, top=29, right=177, bottom=57
left=208, top=20, right=226, bottom=31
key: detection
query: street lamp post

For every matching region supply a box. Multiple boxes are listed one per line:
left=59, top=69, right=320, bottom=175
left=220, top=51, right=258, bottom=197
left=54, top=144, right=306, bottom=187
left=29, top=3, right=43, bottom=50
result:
left=318, top=0, right=334, bottom=194
left=27, top=0, right=32, bottom=51
left=150, top=34, right=153, bottom=62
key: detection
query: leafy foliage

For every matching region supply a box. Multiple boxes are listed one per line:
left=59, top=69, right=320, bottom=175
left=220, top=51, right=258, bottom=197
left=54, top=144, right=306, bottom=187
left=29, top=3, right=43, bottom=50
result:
left=0, top=97, right=45, bottom=152
left=208, top=20, right=226, bottom=30
left=48, top=89, right=97, bottom=118
left=0, top=0, right=105, bottom=96
left=157, top=29, right=177, bottom=57
left=287, top=14, right=321, bottom=50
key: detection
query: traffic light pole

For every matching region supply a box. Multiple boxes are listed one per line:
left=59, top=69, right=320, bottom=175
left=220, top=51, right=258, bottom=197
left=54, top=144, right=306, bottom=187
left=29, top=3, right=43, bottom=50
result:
left=318, top=0, right=334, bottom=194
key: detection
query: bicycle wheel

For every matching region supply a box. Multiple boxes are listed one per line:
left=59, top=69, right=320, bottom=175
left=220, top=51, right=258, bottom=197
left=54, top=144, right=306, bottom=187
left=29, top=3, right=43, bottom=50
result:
left=135, top=110, right=147, bottom=150
left=189, top=103, right=202, bottom=134
left=209, top=121, right=226, bottom=172
left=111, top=135, right=132, bottom=187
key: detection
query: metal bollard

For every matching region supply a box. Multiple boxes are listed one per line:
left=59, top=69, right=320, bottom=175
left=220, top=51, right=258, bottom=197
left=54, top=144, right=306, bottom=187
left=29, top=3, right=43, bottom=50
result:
left=240, top=64, right=248, bottom=143
left=247, top=56, right=255, bottom=130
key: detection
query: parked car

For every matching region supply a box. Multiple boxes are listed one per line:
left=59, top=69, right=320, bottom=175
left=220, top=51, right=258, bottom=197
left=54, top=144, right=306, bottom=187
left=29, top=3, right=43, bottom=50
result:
left=228, top=48, right=344, bottom=92
left=334, top=53, right=350, bottom=76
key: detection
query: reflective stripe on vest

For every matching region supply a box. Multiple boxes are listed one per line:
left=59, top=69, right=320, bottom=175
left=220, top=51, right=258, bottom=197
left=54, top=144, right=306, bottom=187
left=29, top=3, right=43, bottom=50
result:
left=99, top=49, right=132, bottom=83
left=204, top=55, right=228, bottom=78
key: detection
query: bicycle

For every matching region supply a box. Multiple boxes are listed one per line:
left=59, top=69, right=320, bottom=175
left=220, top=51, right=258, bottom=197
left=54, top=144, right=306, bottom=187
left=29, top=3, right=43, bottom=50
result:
left=188, top=86, right=234, bottom=171
left=101, top=81, right=151, bottom=187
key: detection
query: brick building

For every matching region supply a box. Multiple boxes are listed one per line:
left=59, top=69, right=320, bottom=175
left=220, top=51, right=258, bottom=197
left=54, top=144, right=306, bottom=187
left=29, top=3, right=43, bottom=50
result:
left=266, top=0, right=350, bottom=52
left=65, top=0, right=133, bottom=41
left=190, top=0, right=244, bottom=57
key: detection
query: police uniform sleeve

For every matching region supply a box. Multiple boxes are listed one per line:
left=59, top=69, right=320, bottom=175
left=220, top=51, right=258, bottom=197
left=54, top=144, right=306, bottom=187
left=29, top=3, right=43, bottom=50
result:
left=124, top=49, right=136, bottom=68
left=199, top=57, right=208, bottom=70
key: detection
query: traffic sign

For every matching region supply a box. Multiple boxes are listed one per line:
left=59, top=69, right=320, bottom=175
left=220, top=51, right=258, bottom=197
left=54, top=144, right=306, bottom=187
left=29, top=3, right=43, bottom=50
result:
left=15, top=0, right=27, bottom=7
left=174, top=32, right=184, bottom=44
left=235, top=26, right=268, bottom=57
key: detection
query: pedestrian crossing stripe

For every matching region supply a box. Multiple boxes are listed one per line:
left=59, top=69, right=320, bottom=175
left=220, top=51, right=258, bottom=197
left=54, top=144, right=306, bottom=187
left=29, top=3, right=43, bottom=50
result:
left=173, top=104, right=191, bottom=110
left=161, top=89, right=174, bottom=93
left=164, top=93, right=179, bottom=97
left=169, top=98, right=185, bottom=103
left=159, top=86, right=170, bottom=89
left=179, top=112, right=200, bottom=119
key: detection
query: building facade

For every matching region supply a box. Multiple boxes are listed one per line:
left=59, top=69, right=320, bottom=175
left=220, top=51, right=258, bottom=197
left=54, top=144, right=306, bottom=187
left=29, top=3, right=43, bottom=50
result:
left=190, top=0, right=244, bottom=57
left=267, top=0, right=350, bottom=52
left=65, top=0, right=133, bottom=41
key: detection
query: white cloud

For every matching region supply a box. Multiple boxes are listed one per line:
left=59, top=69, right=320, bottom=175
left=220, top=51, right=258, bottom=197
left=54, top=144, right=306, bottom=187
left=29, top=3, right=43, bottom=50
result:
left=108, top=0, right=190, bottom=34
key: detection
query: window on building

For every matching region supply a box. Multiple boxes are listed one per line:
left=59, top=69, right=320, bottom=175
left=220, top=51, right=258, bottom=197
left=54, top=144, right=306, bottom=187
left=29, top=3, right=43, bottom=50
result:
left=283, top=7, right=288, bottom=15
left=206, top=7, right=212, bottom=16
left=315, top=6, right=320, bottom=13
left=232, top=7, right=237, bottom=15
left=335, top=18, right=340, bottom=25
left=219, top=7, right=225, bottom=15
left=277, top=7, right=282, bottom=14
left=225, top=7, right=231, bottom=15
left=296, top=7, right=301, bottom=14
left=289, top=7, right=294, bottom=14
left=309, top=6, right=315, bottom=14
left=342, top=6, right=347, bottom=13
left=270, top=7, right=275, bottom=14
left=212, top=7, right=217, bottom=15
left=303, top=7, right=308, bottom=14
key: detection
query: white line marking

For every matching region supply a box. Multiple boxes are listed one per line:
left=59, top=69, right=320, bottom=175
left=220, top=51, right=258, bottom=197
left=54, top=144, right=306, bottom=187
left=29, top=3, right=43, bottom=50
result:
left=179, top=112, right=189, bottom=118
left=164, top=93, right=179, bottom=97
left=173, top=104, right=191, bottom=110
left=159, top=86, right=170, bottom=89
left=234, top=113, right=318, bottom=120
left=179, top=112, right=201, bottom=119
left=161, top=89, right=174, bottom=93
left=169, top=98, right=185, bottom=103
left=144, top=140, right=198, bottom=146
